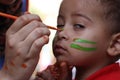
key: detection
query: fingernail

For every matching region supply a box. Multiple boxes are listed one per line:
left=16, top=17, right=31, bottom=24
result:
left=42, top=35, right=49, bottom=43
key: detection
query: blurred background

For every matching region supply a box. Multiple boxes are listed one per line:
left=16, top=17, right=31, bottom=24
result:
left=28, top=0, right=62, bottom=78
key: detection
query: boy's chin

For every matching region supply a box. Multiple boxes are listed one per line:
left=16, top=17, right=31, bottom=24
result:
left=56, top=56, right=67, bottom=62
left=55, top=56, right=72, bottom=65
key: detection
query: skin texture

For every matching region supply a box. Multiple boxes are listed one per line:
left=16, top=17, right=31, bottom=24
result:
left=35, top=62, right=72, bottom=80
left=0, top=14, right=50, bottom=80
left=53, top=0, right=111, bottom=67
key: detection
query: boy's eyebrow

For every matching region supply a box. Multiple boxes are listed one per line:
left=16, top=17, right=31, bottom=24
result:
left=72, top=13, right=93, bottom=22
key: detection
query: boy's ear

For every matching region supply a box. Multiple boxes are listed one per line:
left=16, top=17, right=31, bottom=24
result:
left=107, top=33, right=120, bottom=57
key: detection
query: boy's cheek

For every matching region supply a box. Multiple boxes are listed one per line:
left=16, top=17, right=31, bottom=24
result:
left=52, top=36, right=58, bottom=44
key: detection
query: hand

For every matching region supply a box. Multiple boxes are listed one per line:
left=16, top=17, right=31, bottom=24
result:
left=55, top=62, right=73, bottom=80
left=35, top=62, right=73, bottom=80
left=0, top=14, right=50, bottom=80
left=34, top=65, right=56, bottom=80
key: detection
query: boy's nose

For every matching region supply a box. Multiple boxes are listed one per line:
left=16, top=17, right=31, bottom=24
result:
left=57, top=27, right=69, bottom=40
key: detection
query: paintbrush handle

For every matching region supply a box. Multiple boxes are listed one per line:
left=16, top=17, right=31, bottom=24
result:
left=0, top=12, right=60, bottom=31
left=0, top=12, right=17, bottom=20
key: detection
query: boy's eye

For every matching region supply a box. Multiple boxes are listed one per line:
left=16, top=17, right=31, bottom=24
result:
left=74, top=24, right=85, bottom=29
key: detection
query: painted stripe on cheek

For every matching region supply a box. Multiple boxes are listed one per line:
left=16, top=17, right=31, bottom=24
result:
left=74, top=38, right=96, bottom=44
left=70, top=43, right=97, bottom=51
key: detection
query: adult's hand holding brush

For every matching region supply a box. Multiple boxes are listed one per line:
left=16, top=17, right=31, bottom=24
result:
left=0, top=13, right=51, bottom=80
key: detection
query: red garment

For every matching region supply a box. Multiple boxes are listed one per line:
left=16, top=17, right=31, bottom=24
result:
left=86, top=63, right=120, bottom=80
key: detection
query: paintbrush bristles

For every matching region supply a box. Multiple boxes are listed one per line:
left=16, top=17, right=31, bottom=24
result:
left=47, top=26, right=61, bottom=31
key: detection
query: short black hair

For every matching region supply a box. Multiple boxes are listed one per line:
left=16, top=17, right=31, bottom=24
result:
left=99, top=0, right=120, bottom=35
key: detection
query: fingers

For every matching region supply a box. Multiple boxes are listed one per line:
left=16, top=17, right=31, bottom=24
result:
left=24, top=27, right=50, bottom=48
left=27, top=35, right=49, bottom=58
left=59, top=62, right=73, bottom=80
left=35, top=65, right=58, bottom=80
left=60, top=62, right=69, bottom=80
left=13, top=21, right=47, bottom=42
left=35, top=72, right=45, bottom=80
left=14, top=20, right=50, bottom=41
left=7, top=14, right=41, bottom=34
left=6, top=14, right=42, bottom=48
left=35, top=69, right=55, bottom=80
left=4, top=14, right=51, bottom=80
left=20, top=27, right=50, bottom=55
left=6, top=14, right=50, bottom=57
left=34, top=63, right=73, bottom=80
left=60, top=62, right=68, bottom=73
left=34, top=76, right=44, bottom=80
left=47, top=65, right=60, bottom=79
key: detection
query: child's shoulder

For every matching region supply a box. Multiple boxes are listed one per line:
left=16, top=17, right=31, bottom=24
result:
left=86, top=63, right=120, bottom=80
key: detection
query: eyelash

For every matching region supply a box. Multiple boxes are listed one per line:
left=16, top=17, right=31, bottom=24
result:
left=57, top=24, right=85, bottom=30
left=74, top=24, right=85, bottom=29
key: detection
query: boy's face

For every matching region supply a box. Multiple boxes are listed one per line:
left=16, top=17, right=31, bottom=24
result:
left=53, top=0, right=111, bottom=67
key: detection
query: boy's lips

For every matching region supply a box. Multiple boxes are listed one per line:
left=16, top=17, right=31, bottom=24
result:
left=54, top=44, right=68, bottom=55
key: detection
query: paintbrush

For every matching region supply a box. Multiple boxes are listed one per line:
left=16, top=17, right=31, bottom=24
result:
left=0, top=12, right=60, bottom=31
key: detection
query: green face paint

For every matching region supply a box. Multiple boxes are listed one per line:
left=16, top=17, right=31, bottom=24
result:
left=70, top=43, right=96, bottom=51
left=74, top=38, right=96, bottom=44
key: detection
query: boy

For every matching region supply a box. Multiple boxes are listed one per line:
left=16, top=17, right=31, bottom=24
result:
left=35, top=0, right=120, bottom=80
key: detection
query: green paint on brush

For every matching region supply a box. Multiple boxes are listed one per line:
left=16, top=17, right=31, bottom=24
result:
left=70, top=43, right=97, bottom=51
left=60, top=28, right=64, bottom=31
left=74, top=38, right=96, bottom=44
left=58, top=28, right=64, bottom=31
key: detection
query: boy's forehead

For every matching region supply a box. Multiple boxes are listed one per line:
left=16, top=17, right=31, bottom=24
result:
left=59, top=0, right=106, bottom=28
left=60, top=0, right=102, bottom=15
left=61, top=0, right=101, bottom=8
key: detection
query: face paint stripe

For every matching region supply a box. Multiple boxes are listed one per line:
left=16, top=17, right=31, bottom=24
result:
left=70, top=43, right=96, bottom=51
left=74, top=38, right=96, bottom=44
